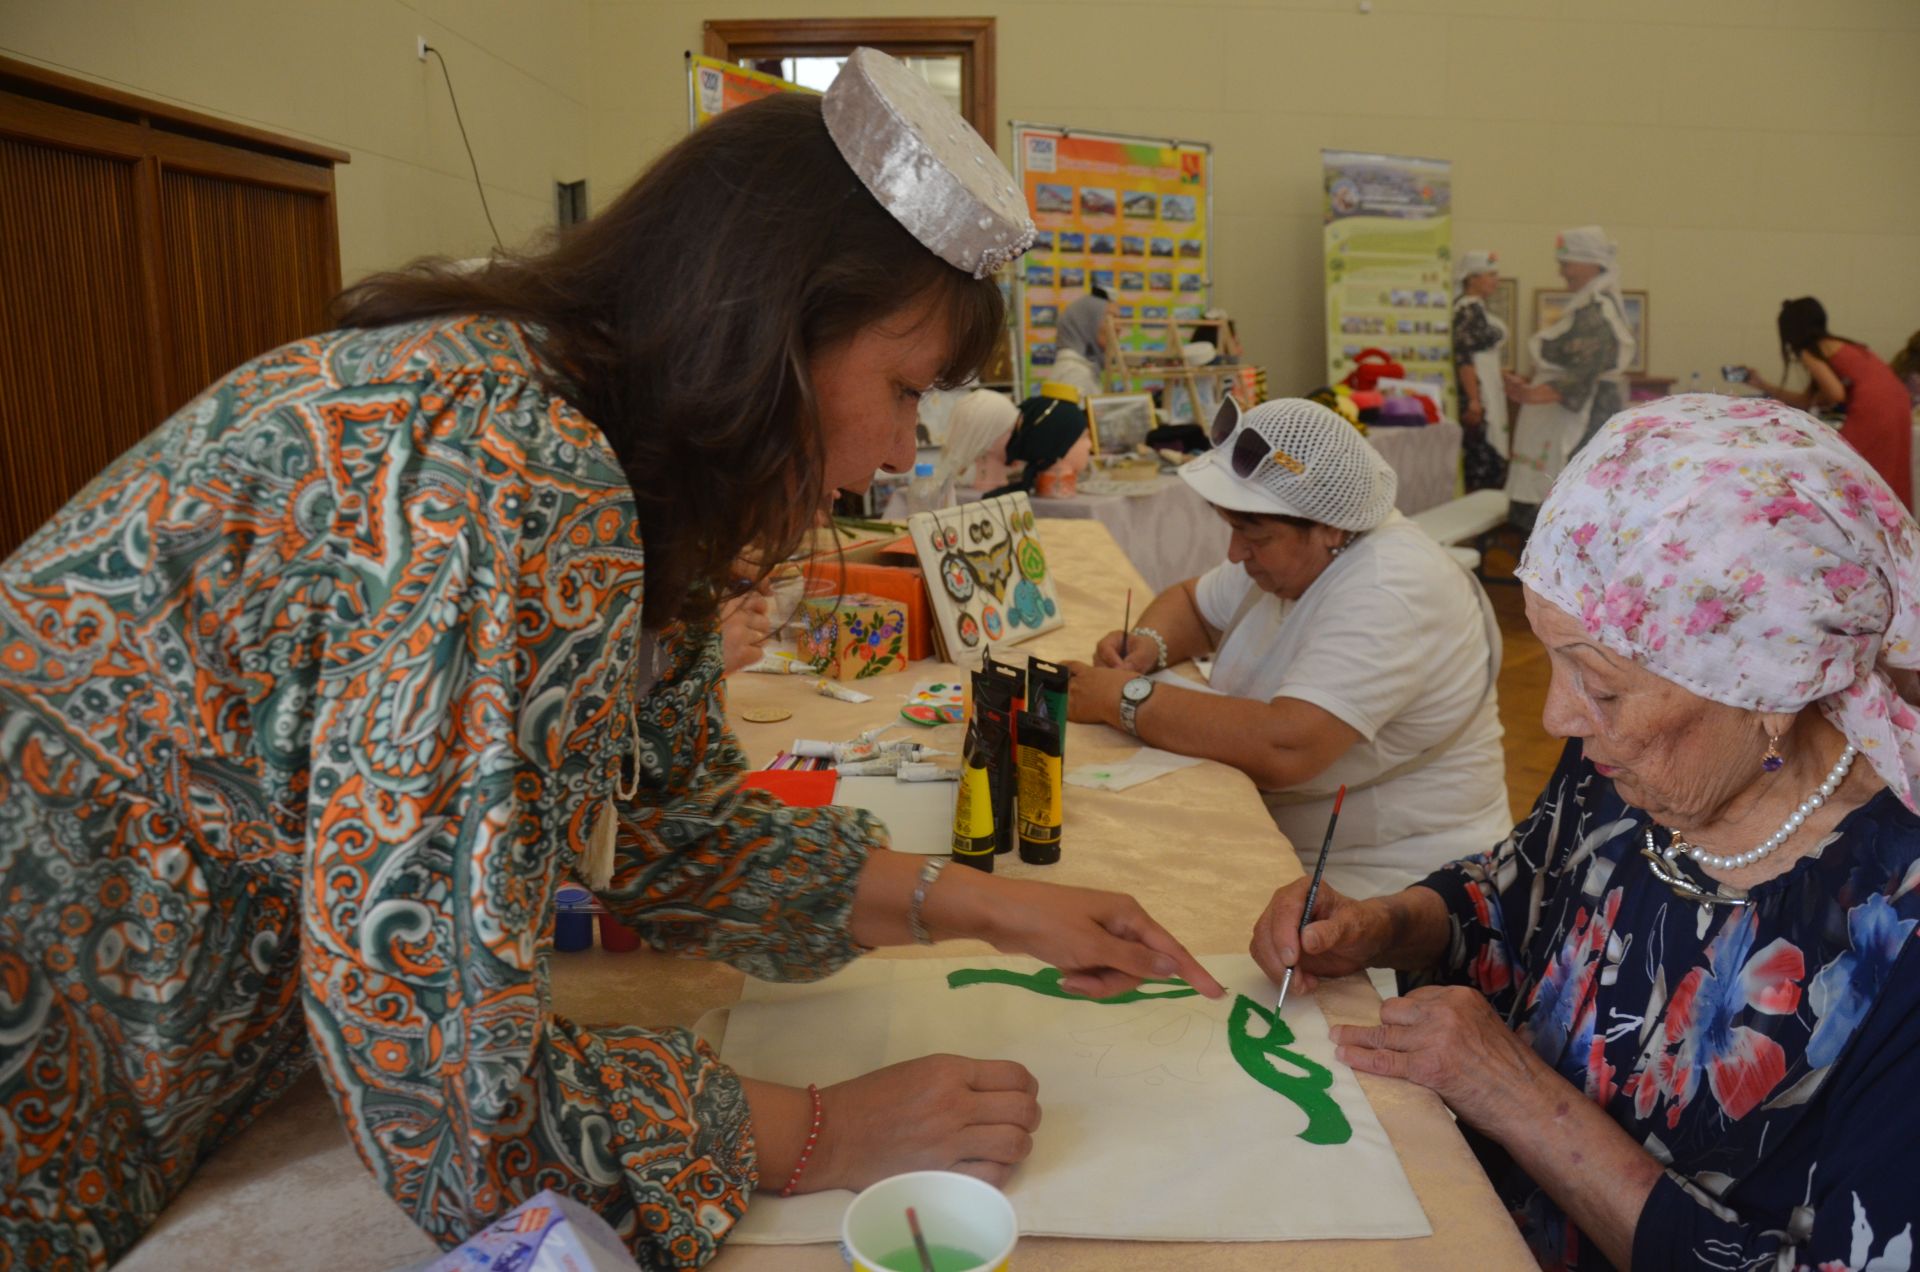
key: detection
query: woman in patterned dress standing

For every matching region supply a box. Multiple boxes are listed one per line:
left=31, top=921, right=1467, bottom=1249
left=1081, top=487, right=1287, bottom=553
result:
left=0, top=51, right=1219, bottom=1269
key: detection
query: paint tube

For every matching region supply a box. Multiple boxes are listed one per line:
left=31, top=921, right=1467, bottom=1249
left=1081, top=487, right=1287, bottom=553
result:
left=896, top=760, right=959, bottom=782
left=812, top=678, right=873, bottom=704
left=793, top=737, right=882, bottom=764
left=976, top=702, right=1017, bottom=855
left=1027, top=658, right=1070, bottom=746
left=740, top=653, right=806, bottom=675
left=983, top=657, right=1027, bottom=715
left=1015, top=709, right=1063, bottom=865
left=835, top=757, right=900, bottom=776
left=950, top=723, right=997, bottom=871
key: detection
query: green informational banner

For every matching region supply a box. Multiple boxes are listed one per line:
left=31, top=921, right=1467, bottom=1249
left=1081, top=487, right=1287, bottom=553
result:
left=1321, top=150, right=1453, bottom=414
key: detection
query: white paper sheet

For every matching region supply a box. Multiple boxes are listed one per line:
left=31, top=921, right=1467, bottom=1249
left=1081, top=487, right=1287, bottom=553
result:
left=1150, top=666, right=1223, bottom=696
left=1063, top=746, right=1203, bottom=792
left=714, top=955, right=1430, bottom=1244
left=836, top=775, right=956, bottom=854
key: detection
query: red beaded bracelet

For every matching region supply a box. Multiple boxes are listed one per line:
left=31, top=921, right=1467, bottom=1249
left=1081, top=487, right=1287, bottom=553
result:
left=778, top=1083, right=824, bottom=1197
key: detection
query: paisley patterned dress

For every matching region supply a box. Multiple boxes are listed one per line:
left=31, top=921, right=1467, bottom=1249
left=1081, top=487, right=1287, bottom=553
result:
left=0, top=316, right=878, bottom=1269
left=1417, top=739, right=1920, bottom=1270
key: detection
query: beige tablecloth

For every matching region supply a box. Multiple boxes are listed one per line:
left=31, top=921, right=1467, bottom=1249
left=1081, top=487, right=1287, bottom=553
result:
left=120, top=519, right=1528, bottom=1272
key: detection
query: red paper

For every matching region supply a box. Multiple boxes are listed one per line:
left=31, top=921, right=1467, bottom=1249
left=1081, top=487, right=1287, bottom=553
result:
left=739, top=770, right=840, bottom=807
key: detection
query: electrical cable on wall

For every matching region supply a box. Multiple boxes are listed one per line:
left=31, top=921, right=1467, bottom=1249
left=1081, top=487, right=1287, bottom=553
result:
left=424, top=44, right=503, bottom=249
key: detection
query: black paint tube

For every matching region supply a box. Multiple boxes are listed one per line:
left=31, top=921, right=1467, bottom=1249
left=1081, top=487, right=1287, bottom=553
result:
left=984, top=659, right=1026, bottom=716
left=1015, top=708, right=1063, bottom=865
left=1027, top=658, right=1070, bottom=749
left=950, top=720, right=997, bottom=871
left=976, top=702, right=1018, bottom=855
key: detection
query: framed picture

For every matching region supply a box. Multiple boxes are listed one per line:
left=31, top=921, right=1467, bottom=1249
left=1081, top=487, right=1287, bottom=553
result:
left=1531, top=287, right=1650, bottom=375
left=1490, top=277, right=1519, bottom=372
left=1086, top=393, right=1157, bottom=454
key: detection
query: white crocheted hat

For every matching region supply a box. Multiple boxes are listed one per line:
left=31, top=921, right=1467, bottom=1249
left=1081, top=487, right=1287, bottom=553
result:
left=1179, top=397, right=1397, bottom=531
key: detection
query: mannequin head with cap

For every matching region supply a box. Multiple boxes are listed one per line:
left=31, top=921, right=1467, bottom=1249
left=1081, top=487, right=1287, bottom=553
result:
left=334, top=53, right=1030, bottom=627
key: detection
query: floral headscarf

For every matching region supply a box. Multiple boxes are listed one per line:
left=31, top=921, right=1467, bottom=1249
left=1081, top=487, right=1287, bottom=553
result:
left=1518, top=394, right=1920, bottom=810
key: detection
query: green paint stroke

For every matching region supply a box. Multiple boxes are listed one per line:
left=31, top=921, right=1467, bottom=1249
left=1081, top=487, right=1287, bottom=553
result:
left=945, top=968, right=1352, bottom=1145
left=945, top=965, right=1200, bottom=1003
left=1226, top=994, right=1351, bottom=1145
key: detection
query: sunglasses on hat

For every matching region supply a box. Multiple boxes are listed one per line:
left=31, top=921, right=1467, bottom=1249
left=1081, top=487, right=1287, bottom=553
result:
left=1209, top=395, right=1302, bottom=481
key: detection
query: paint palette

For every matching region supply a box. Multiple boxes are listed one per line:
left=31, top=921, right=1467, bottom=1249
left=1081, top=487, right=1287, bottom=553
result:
left=908, top=493, right=1064, bottom=660
left=900, top=680, right=966, bottom=727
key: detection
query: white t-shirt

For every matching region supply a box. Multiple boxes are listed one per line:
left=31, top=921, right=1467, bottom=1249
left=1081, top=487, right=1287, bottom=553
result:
left=1192, top=512, right=1510, bottom=896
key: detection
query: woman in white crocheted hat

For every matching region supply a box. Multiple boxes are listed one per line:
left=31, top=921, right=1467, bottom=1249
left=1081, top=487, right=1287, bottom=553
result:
left=1065, top=397, right=1510, bottom=896
left=0, top=48, right=1222, bottom=1265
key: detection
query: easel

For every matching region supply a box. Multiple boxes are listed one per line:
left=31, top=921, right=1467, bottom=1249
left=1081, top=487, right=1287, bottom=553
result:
left=1101, top=309, right=1261, bottom=424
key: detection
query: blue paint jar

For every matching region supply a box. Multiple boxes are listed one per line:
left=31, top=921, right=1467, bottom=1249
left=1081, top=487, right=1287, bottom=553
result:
left=554, top=884, right=596, bottom=952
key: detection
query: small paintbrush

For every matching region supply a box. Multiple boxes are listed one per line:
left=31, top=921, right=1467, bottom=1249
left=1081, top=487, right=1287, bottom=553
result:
left=1275, top=784, right=1345, bottom=1019
left=1120, top=587, right=1133, bottom=661
left=906, top=1206, right=935, bottom=1272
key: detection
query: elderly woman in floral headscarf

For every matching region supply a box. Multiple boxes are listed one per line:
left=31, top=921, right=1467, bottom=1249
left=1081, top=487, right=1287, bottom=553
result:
left=1252, top=394, right=1920, bottom=1270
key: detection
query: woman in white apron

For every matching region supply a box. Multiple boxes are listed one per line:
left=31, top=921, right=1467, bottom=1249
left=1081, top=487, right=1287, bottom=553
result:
left=1504, top=225, right=1635, bottom=528
left=1049, top=289, right=1110, bottom=400
left=1452, top=249, right=1509, bottom=490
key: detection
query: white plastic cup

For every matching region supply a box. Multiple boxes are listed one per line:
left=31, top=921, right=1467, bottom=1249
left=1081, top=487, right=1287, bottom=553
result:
left=841, top=1171, right=1018, bottom=1272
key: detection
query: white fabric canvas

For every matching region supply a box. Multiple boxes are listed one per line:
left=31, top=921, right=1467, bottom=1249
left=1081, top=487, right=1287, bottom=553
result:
left=712, top=955, right=1430, bottom=1244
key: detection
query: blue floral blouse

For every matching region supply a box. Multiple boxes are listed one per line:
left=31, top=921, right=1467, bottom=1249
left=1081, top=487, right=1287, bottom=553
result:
left=1416, top=739, right=1920, bottom=1271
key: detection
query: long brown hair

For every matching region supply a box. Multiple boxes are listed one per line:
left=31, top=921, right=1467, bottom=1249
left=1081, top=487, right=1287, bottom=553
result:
left=334, top=93, right=1004, bottom=626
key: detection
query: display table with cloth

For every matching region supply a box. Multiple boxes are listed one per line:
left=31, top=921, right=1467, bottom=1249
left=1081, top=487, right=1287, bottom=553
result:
left=1029, top=474, right=1229, bottom=592
left=1366, top=419, right=1461, bottom=516
left=118, top=520, right=1529, bottom=1272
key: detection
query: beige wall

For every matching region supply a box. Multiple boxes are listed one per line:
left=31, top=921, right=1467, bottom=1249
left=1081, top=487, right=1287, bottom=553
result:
left=6, top=1, right=1917, bottom=393
left=3, top=0, right=591, bottom=286
left=590, top=0, right=1920, bottom=394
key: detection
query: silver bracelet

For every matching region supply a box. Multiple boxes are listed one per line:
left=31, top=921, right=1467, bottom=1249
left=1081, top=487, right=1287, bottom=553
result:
left=907, top=857, right=949, bottom=945
left=1130, top=625, right=1170, bottom=671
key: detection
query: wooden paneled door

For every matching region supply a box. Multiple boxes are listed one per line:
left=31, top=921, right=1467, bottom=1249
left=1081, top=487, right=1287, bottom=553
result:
left=0, top=58, right=347, bottom=559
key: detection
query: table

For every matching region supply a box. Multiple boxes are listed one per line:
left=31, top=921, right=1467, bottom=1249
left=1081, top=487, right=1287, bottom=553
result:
left=1367, top=420, right=1461, bottom=516
left=119, top=520, right=1528, bottom=1272
left=1030, top=474, right=1228, bottom=593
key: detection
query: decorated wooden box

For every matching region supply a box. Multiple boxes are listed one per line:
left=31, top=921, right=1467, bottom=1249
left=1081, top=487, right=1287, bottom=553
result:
left=796, top=592, right=911, bottom=680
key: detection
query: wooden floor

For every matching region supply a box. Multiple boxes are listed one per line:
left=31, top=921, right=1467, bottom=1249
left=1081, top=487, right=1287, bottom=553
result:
left=1482, top=537, right=1562, bottom=823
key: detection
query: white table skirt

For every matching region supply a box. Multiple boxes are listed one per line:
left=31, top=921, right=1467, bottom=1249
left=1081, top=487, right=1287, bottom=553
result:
left=1366, top=420, right=1461, bottom=516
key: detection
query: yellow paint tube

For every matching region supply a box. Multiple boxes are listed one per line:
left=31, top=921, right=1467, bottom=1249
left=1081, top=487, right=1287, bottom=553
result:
left=1015, top=709, right=1062, bottom=864
left=951, top=736, right=997, bottom=871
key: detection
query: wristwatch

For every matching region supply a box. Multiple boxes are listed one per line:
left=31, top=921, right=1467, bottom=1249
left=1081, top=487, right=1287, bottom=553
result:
left=1118, top=676, right=1156, bottom=737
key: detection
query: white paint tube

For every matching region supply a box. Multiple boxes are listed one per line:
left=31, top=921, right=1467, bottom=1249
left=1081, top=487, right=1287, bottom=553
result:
left=812, top=678, right=873, bottom=704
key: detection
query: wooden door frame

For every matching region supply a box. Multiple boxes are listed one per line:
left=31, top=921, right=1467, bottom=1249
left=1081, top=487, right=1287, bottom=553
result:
left=702, top=18, right=997, bottom=148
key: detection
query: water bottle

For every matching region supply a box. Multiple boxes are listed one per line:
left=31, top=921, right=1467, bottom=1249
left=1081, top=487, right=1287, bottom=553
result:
left=903, top=462, right=950, bottom=517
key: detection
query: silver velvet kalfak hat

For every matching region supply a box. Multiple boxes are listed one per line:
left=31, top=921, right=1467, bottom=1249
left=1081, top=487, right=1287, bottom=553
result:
left=823, top=47, right=1035, bottom=279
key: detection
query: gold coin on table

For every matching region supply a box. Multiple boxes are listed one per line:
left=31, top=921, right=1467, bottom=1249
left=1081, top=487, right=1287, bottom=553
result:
left=738, top=707, right=792, bottom=724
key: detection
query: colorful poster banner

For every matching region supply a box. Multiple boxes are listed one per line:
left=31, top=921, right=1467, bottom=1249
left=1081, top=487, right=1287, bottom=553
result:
left=687, top=54, right=813, bottom=129
left=1321, top=150, right=1453, bottom=413
left=1012, top=124, right=1212, bottom=402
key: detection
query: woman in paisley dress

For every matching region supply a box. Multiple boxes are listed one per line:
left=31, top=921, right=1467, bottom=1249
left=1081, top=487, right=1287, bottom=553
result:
left=1253, top=394, right=1920, bottom=1270
left=0, top=65, right=1221, bottom=1270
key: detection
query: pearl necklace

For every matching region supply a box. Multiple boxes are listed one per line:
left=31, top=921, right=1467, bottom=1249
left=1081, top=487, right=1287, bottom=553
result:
left=1655, top=744, right=1857, bottom=871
